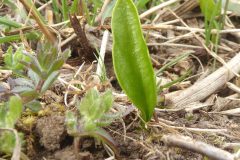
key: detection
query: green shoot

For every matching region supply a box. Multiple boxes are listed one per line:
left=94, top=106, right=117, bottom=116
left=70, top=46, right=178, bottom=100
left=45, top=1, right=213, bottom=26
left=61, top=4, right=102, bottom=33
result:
left=66, top=88, right=119, bottom=158
left=0, top=32, right=40, bottom=44
left=0, top=17, right=22, bottom=28
left=2, top=42, right=70, bottom=111
left=61, top=0, right=69, bottom=21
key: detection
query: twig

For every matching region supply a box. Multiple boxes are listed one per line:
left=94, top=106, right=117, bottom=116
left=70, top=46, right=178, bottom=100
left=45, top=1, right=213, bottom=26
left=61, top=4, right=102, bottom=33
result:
left=69, top=14, right=94, bottom=58
left=139, top=0, right=180, bottom=19
left=148, top=42, right=203, bottom=49
left=155, top=102, right=213, bottom=113
left=221, top=108, right=240, bottom=114
left=143, top=24, right=240, bottom=34
left=160, top=0, right=199, bottom=21
left=149, top=121, right=227, bottom=134
left=227, top=82, right=240, bottom=94
left=37, top=0, right=52, bottom=11
left=162, top=134, right=236, bottom=160
left=165, top=53, right=240, bottom=108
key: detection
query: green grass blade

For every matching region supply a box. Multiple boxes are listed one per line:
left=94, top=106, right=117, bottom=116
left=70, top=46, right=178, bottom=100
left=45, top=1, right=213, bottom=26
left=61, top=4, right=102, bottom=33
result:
left=70, top=0, right=80, bottom=14
left=61, top=0, right=69, bottom=21
left=158, top=69, right=192, bottom=92
left=156, top=51, right=192, bottom=76
left=0, top=32, right=40, bottom=43
left=52, top=0, right=60, bottom=13
left=0, top=17, right=22, bottom=28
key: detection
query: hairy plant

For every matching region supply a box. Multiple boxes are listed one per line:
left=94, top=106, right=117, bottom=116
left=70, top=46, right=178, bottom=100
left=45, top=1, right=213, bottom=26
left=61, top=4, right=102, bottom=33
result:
left=0, top=42, right=70, bottom=158
left=3, top=45, right=31, bottom=74
left=66, top=88, right=120, bottom=158
left=1, top=42, right=70, bottom=111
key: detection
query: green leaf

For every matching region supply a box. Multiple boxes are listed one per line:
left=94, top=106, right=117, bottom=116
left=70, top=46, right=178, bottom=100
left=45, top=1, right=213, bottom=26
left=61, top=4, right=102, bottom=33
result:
left=99, top=90, right=114, bottom=115
left=0, top=32, right=40, bottom=44
left=3, top=46, right=30, bottom=71
left=11, top=86, right=34, bottom=93
left=47, top=59, right=64, bottom=76
left=27, top=0, right=46, bottom=23
left=29, top=62, right=43, bottom=78
left=3, top=46, right=13, bottom=67
left=79, top=89, right=113, bottom=122
left=79, top=88, right=100, bottom=120
left=40, top=71, right=59, bottom=93
left=25, top=100, right=42, bottom=112
left=199, top=0, right=217, bottom=21
left=135, top=0, right=150, bottom=9
left=14, top=78, right=35, bottom=88
left=0, top=104, right=7, bottom=127
left=61, top=0, right=69, bottom=21
left=3, top=0, right=17, bottom=9
left=52, top=0, right=60, bottom=13
left=20, top=90, right=39, bottom=103
left=28, top=69, right=40, bottom=86
left=14, top=47, right=31, bottom=70
left=65, top=111, right=78, bottom=133
left=0, top=132, right=16, bottom=154
left=61, top=48, right=71, bottom=61
left=78, top=88, right=114, bottom=132
left=70, top=0, right=80, bottom=14
left=23, top=52, right=43, bottom=77
left=112, top=0, right=157, bottom=122
left=90, top=89, right=113, bottom=121
left=0, top=17, right=22, bottom=28
left=6, top=96, right=23, bottom=128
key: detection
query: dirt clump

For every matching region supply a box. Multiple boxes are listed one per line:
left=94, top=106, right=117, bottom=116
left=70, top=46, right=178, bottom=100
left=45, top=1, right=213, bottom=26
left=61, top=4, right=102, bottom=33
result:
left=35, top=115, right=66, bottom=151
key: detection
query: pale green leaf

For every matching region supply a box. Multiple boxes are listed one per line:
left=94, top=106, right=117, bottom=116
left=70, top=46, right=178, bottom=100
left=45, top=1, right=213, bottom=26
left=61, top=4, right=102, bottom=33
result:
left=6, top=96, right=23, bottom=128
left=199, top=0, right=217, bottom=21
left=65, top=111, right=78, bottom=133
left=25, top=100, right=42, bottom=112
left=40, top=71, right=59, bottom=93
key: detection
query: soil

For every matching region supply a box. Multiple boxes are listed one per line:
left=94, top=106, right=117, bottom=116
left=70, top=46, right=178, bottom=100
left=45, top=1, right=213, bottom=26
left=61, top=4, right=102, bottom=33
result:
left=20, top=103, right=240, bottom=160
left=2, top=0, right=240, bottom=160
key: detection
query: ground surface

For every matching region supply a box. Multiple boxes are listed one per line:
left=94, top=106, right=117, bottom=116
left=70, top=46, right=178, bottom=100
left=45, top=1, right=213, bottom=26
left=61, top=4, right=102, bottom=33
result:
left=1, top=0, right=240, bottom=160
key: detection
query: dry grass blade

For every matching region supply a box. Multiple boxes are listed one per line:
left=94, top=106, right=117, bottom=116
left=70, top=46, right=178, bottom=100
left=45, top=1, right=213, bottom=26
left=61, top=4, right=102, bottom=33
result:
left=2, top=0, right=240, bottom=159
left=19, top=0, right=56, bottom=43
left=69, top=14, right=94, bottom=58
left=165, top=53, right=240, bottom=108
